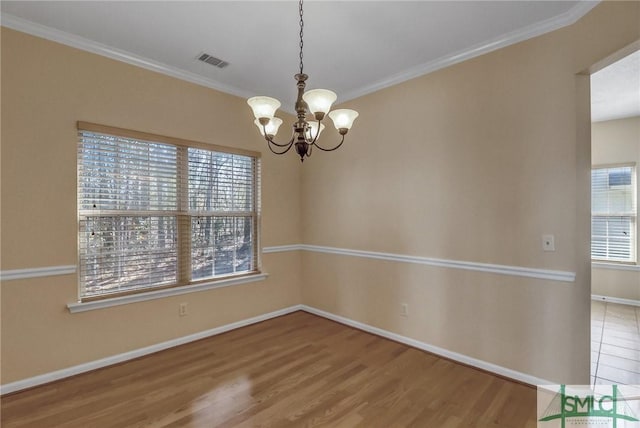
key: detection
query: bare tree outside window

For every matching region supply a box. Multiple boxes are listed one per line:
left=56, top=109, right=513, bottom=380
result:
left=189, top=149, right=255, bottom=280
left=78, top=127, right=260, bottom=299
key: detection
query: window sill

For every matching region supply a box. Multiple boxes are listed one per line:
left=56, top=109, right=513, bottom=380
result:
left=67, top=272, right=269, bottom=313
left=592, top=262, right=640, bottom=272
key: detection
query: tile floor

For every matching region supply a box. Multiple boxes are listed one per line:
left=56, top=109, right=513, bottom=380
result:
left=591, top=300, right=640, bottom=385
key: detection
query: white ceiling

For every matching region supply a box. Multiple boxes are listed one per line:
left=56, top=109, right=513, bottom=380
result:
left=1, top=1, right=607, bottom=113
left=591, top=50, right=640, bottom=122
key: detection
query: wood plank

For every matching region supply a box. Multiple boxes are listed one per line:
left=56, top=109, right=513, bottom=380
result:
left=1, top=311, right=537, bottom=427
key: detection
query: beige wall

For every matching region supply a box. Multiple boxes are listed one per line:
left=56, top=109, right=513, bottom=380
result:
left=2, top=1, right=639, bottom=387
left=301, top=1, right=639, bottom=384
left=0, top=28, right=302, bottom=384
left=591, top=116, right=640, bottom=301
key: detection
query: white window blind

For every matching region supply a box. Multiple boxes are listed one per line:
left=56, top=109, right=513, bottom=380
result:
left=188, top=149, right=257, bottom=281
left=591, top=165, right=636, bottom=263
left=78, top=123, right=260, bottom=299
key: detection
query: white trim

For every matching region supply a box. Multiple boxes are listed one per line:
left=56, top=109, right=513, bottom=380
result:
left=591, top=294, right=640, bottom=308
left=0, top=265, right=76, bottom=281
left=339, top=1, right=599, bottom=103
left=299, top=305, right=554, bottom=386
left=299, top=244, right=576, bottom=283
left=592, top=262, right=640, bottom=272
left=1, top=243, right=576, bottom=286
left=67, top=273, right=269, bottom=313
left=0, top=305, right=303, bottom=395
left=262, top=245, right=304, bottom=254
left=0, top=14, right=254, bottom=101
left=1, top=2, right=598, bottom=106
left=1, top=303, right=554, bottom=394
left=0, top=247, right=301, bottom=282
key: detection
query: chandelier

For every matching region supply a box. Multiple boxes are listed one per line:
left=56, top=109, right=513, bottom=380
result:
left=247, top=0, right=359, bottom=162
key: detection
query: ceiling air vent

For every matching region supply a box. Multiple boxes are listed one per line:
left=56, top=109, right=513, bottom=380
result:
left=197, top=53, right=229, bottom=69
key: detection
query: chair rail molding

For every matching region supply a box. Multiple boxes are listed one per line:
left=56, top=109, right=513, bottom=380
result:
left=263, top=244, right=576, bottom=283
left=0, top=265, right=77, bottom=281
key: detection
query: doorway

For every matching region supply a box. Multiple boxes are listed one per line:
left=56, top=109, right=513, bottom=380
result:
left=590, top=47, right=640, bottom=386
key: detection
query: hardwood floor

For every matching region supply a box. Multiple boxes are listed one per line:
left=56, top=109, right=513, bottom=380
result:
left=1, top=311, right=537, bottom=427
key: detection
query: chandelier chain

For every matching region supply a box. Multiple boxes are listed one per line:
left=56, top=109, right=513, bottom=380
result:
left=299, top=0, right=304, bottom=74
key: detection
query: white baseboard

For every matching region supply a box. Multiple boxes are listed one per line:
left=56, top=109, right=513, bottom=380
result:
left=299, top=305, right=554, bottom=386
left=591, top=294, right=640, bottom=307
left=2, top=303, right=553, bottom=395
left=0, top=305, right=302, bottom=395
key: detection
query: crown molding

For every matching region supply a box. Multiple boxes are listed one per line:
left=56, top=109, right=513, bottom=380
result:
left=0, top=13, right=254, bottom=100
left=2, top=2, right=599, bottom=106
left=339, top=0, right=600, bottom=103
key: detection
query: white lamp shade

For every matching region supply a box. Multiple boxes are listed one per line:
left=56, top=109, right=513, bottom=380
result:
left=247, top=96, right=281, bottom=119
left=254, top=117, right=283, bottom=137
left=305, top=122, right=325, bottom=140
left=302, top=89, right=337, bottom=115
left=328, top=109, right=359, bottom=130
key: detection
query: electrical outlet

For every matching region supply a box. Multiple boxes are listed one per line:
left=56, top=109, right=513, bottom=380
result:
left=179, top=302, right=188, bottom=317
left=400, top=303, right=409, bottom=318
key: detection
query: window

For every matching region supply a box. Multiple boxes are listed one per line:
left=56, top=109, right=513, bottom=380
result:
left=77, top=122, right=260, bottom=299
left=591, top=165, right=636, bottom=263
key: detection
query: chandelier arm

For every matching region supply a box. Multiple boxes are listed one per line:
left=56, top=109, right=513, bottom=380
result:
left=267, top=139, right=295, bottom=155
left=265, top=137, right=293, bottom=148
left=311, top=134, right=346, bottom=152
left=263, top=124, right=296, bottom=147
left=309, top=118, right=322, bottom=145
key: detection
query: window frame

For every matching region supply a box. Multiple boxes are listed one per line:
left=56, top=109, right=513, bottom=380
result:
left=591, top=163, right=637, bottom=264
left=77, top=122, right=262, bottom=302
